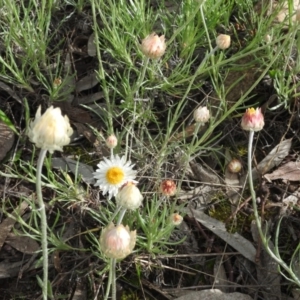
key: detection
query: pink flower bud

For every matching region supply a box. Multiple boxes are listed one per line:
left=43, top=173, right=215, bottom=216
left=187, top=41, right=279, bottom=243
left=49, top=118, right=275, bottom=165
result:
left=116, top=182, right=143, bottom=210
left=216, top=34, right=231, bottom=50
left=170, top=213, right=183, bottom=226
left=160, top=180, right=176, bottom=196
left=227, top=158, right=242, bottom=173
left=106, top=134, right=118, bottom=149
left=100, top=223, right=136, bottom=259
left=140, top=33, right=166, bottom=59
left=241, top=107, right=264, bottom=132
left=193, top=106, right=210, bottom=124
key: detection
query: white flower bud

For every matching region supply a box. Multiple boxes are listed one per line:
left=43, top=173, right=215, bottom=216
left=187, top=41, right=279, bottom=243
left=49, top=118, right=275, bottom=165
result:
left=216, top=34, right=231, bottom=50
left=227, top=158, right=242, bottom=173
left=106, top=134, right=118, bottom=149
left=27, top=106, right=73, bottom=153
left=116, top=182, right=143, bottom=210
left=193, top=106, right=210, bottom=125
left=100, top=223, right=136, bottom=259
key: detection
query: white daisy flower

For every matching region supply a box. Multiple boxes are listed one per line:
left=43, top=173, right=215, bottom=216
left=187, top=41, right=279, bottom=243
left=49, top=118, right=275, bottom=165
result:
left=93, top=155, right=137, bottom=199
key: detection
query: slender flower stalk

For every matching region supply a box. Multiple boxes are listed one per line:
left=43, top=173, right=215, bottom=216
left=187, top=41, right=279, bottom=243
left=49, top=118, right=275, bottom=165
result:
left=244, top=108, right=300, bottom=286
left=27, top=106, right=73, bottom=299
left=36, top=149, right=48, bottom=300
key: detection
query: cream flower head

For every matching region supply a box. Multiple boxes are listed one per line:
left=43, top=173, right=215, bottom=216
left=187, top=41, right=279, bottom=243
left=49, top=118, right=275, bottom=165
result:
left=27, top=106, right=73, bottom=153
left=140, top=32, right=166, bottom=59
left=216, top=34, right=231, bottom=50
left=100, top=223, right=136, bottom=259
left=93, top=155, right=137, bottom=199
left=193, top=106, right=210, bottom=125
left=116, top=182, right=143, bottom=210
left=170, top=213, right=183, bottom=226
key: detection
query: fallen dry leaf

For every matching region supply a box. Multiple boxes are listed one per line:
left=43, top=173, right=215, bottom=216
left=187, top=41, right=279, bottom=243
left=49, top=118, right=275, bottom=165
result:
left=213, top=256, right=229, bottom=293
left=174, top=289, right=253, bottom=300
left=6, top=232, right=40, bottom=254
left=189, top=162, right=220, bottom=184
left=189, top=208, right=256, bottom=263
left=240, top=139, right=292, bottom=185
left=0, top=121, right=15, bottom=161
left=264, top=161, right=300, bottom=182
left=87, top=33, right=96, bottom=57
left=254, top=139, right=292, bottom=178
left=0, top=201, right=28, bottom=251
left=251, top=222, right=281, bottom=300
left=75, top=72, right=99, bottom=92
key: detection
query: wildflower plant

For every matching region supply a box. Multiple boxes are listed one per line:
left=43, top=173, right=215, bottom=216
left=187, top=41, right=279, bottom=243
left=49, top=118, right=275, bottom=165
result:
left=26, top=105, right=73, bottom=300
left=3, top=0, right=300, bottom=298
left=136, top=194, right=185, bottom=255
left=92, top=141, right=142, bottom=299
left=243, top=107, right=300, bottom=286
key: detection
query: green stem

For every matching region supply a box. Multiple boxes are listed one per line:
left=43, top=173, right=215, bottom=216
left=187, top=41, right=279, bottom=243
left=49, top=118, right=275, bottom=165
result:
left=132, top=57, right=149, bottom=98
left=104, top=259, right=113, bottom=300
left=247, top=131, right=300, bottom=286
left=111, top=258, right=117, bottom=300
left=125, top=57, right=150, bottom=160
left=116, top=208, right=127, bottom=226
left=106, top=207, right=127, bottom=300
left=36, top=149, right=49, bottom=300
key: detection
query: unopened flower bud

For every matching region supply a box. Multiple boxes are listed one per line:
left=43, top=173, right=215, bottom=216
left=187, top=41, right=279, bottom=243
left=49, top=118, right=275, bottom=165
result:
left=53, top=77, right=62, bottom=89
left=241, top=107, right=264, bottom=132
left=216, top=34, right=231, bottom=50
left=170, top=213, right=183, bottom=226
left=116, top=182, right=143, bottom=210
left=27, top=106, right=73, bottom=153
left=264, top=34, right=271, bottom=43
left=106, top=134, right=118, bottom=149
left=160, top=180, right=177, bottom=196
left=228, top=158, right=242, bottom=173
left=140, top=33, right=166, bottom=59
left=193, top=106, right=210, bottom=124
left=100, top=223, right=136, bottom=259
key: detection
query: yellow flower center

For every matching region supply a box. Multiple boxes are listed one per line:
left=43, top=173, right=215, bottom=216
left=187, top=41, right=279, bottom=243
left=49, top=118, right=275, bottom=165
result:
left=106, top=167, right=125, bottom=184
left=247, top=107, right=256, bottom=115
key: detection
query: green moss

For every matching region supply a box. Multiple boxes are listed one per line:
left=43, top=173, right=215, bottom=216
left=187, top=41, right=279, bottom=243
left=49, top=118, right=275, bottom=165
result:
left=64, top=145, right=95, bottom=165
left=208, top=200, right=253, bottom=234
left=120, top=291, right=140, bottom=300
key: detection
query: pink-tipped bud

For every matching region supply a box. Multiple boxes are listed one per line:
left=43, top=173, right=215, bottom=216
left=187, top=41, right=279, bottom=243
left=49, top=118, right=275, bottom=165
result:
left=193, top=106, right=210, bottom=125
left=140, top=33, right=166, bottom=59
left=106, top=134, right=118, bottom=149
left=100, top=223, right=136, bottom=259
left=216, top=34, right=231, bottom=50
left=116, top=182, right=143, bottom=210
left=241, top=107, right=264, bottom=132
left=227, top=158, right=242, bottom=173
left=170, top=213, right=183, bottom=226
left=160, top=180, right=177, bottom=196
